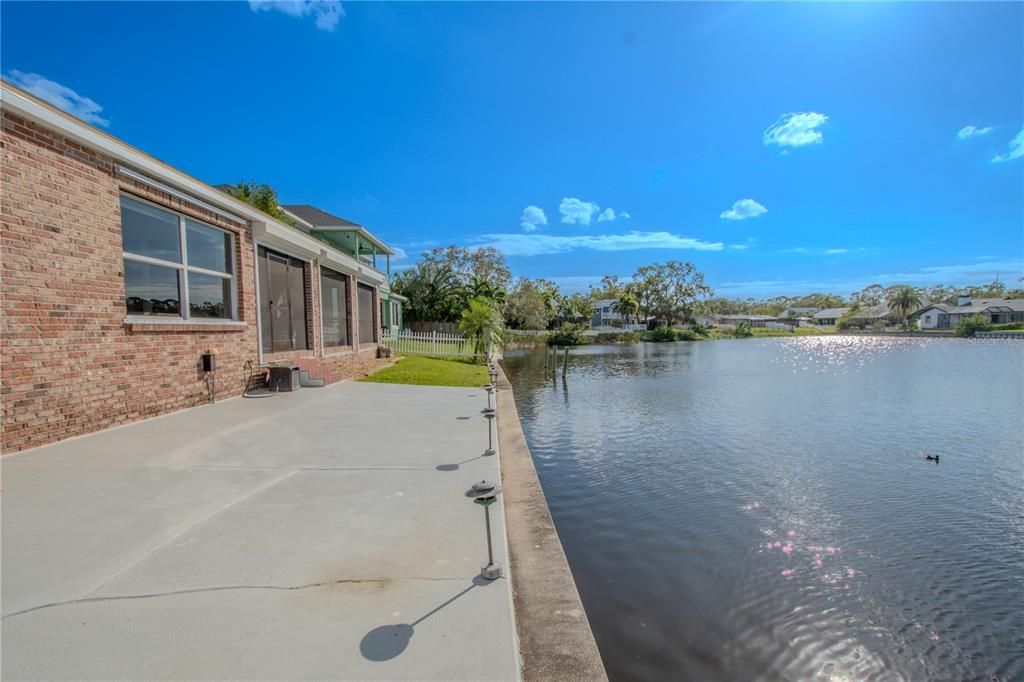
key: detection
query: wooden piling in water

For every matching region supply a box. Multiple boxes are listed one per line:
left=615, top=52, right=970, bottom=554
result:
left=562, top=346, right=569, bottom=378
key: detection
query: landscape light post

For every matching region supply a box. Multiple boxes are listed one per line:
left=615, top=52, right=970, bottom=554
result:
left=467, top=480, right=503, bottom=580
left=483, top=384, right=495, bottom=414
left=483, top=410, right=496, bottom=456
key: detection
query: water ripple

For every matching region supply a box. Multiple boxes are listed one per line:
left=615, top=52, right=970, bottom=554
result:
left=505, top=338, right=1024, bottom=681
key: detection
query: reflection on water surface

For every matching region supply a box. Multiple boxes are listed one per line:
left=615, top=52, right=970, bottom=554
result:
left=504, top=337, right=1024, bottom=682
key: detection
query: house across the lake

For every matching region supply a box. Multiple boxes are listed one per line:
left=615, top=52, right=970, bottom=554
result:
left=716, top=314, right=779, bottom=327
left=779, top=306, right=820, bottom=319
left=591, top=298, right=623, bottom=327
left=0, top=80, right=404, bottom=452
left=916, top=297, right=1024, bottom=329
left=814, top=307, right=848, bottom=326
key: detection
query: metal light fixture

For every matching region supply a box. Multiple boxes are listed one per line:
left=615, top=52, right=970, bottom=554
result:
left=482, top=383, right=495, bottom=414
left=467, top=480, right=503, bottom=580
left=483, top=411, right=496, bottom=456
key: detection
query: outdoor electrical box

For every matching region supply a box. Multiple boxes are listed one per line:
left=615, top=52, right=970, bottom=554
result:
left=268, top=363, right=301, bottom=392
left=201, top=353, right=216, bottom=373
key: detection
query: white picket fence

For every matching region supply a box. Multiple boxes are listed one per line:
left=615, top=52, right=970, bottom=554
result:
left=380, top=329, right=478, bottom=358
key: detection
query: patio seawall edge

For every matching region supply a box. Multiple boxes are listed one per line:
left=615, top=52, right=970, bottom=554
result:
left=495, top=363, right=608, bottom=681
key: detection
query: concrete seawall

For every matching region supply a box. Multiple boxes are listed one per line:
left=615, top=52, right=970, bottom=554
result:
left=495, top=364, right=608, bottom=681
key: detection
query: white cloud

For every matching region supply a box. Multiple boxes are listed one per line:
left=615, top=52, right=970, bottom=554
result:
left=5, top=70, right=108, bottom=126
left=390, top=246, right=408, bottom=261
left=720, top=198, right=767, bottom=221
left=248, top=0, right=344, bottom=31
left=597, top=208, right=631, bottom=222
left=781, top=246, right=865, bottom=256
left=597, top=208, right=616, bottom=222
left=992, top=126, right=1024, bottom=163
left=520, top=205, right=548, bottom=232
left=475, top=231, right=725, bottom=257
left=957, top=125, right=993, bottom=140
left=763, top=112, right=828, bottom=148
left=619, top=211, right=631, bottom=219
left=559, top=197, right=600, bottom=225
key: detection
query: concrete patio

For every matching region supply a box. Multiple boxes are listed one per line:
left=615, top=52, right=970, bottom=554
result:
left=1, top=381, right=519, bottom=680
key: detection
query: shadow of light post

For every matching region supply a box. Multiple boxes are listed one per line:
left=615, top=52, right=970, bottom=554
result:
left=358, top=576, right=494, bottom=662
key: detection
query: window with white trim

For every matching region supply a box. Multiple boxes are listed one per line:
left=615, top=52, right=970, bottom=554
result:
left=120, top=195, right=236, bottom=320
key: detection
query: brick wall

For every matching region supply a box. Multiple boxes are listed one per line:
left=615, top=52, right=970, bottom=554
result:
left=1, top=111, right=388, bottom=453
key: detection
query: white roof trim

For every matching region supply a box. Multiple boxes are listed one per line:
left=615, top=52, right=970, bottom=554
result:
left=2, top=80, right=378, bottom=283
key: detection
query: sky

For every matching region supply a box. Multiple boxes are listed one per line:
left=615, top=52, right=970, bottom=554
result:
left=2, top=1, right=1022, bottom=298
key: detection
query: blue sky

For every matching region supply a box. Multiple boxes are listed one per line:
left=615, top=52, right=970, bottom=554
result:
left=3, top=1, right=1022, bottom=297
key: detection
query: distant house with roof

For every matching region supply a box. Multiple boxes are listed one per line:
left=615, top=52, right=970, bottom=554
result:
left=716, top=313, right=779, bottom=328
left=590, top=298, right=622, bottom=327
left=813, top=307, right=848, bottom=326
left=916, top=297, right=1024, bottom=329
left=779, top=306, right=820, bottom=319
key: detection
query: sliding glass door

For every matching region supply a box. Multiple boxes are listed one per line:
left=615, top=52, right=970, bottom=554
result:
left=320, top=267, right=350, bottom=348
left=258, top=246, right=308, bottom=354
left=357, top=282, right=375, bottom=345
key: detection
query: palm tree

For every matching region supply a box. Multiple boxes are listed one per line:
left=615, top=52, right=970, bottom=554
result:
left=465, top=274, right=507, bottom=308
left=887, top=285, right=923, bottom=330
left=613, top=292, right=640, bottom=325
left=459, top=297, right=504, bottom=359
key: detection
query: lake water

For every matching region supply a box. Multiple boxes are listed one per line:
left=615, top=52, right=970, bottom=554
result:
left=503, top=337, right=1024, bottom=682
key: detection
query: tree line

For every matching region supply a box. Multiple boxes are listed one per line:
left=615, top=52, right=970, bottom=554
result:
left=391, top=247, right=714, bottom=331
left=391, top=245, right=1022, bottom=334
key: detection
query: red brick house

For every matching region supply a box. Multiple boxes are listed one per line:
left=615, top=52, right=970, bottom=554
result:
left=1, top=81, right=399, bottom=453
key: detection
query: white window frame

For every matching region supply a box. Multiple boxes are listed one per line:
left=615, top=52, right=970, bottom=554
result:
left=121, top=194, right=238, bottom=322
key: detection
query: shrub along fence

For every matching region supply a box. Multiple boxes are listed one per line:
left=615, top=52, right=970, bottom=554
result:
left=381, top=329, right=478, bottom=358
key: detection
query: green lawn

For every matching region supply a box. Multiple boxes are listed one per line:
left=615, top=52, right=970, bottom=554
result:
left=360, top=355, right=489, bottom=387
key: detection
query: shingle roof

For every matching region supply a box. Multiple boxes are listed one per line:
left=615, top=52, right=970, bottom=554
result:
left=717, top=314, right=778, bottom=320
left=281, top=204, right=361, bottom=228
left=935, top=298, right=1024, bottom=314
left=814, top=307, right=848, bottom=319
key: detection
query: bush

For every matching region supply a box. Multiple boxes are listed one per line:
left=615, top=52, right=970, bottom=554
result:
left=547, top=323, right=588, bottom=346
left=639, top=326, right=682, bottom=342
left=955, top=314, right=992, bottom=337
left=675, top=329, right=699, bottom=341
left=594, top=331, right=640, bottom=344
left=732, top=320, right=754, bottom=338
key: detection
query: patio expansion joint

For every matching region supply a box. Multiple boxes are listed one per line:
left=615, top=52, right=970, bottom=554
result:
left=70, top=469, right=301, bottom=606
left=1, top=575, right=480, bottom=621
left=179, top=465, right=464, bottom=472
